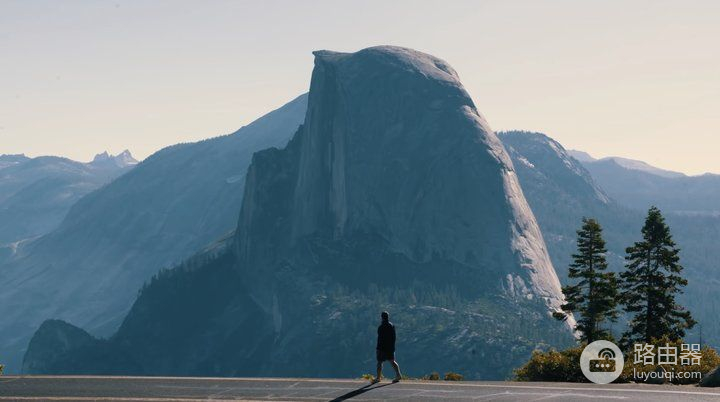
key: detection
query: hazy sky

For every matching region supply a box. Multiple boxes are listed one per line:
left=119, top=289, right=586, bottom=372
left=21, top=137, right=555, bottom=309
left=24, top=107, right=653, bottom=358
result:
left=2, top=1, right=718, bottom=174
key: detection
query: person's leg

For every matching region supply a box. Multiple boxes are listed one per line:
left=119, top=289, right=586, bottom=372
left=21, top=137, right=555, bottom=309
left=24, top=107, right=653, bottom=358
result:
left=375, top=360, right=383, bottom=382
left=391, top=359, right=401, bottom=380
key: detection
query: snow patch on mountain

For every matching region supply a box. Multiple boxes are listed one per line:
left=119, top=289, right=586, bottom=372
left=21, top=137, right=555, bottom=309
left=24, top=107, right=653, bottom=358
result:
left=516, top=156, right=535, bottom=169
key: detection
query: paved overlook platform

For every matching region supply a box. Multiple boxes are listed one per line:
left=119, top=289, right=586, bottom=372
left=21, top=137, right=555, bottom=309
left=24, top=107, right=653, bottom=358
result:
left=2, top=376, right=720, bottom=401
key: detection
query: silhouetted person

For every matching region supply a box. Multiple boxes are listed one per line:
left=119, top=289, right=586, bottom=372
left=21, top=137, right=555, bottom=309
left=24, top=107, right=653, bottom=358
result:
left=372, top=311, right=401, bottom=383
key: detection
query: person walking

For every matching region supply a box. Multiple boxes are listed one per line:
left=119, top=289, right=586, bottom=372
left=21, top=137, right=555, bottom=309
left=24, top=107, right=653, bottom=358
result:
left=373, top=311, right=402, bottom=383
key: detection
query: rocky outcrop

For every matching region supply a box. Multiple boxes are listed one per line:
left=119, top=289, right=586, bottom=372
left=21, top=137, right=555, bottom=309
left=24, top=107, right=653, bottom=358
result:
left=497, top=131, right=634, bottom=282
left=700, top=366, right=720, bottom=387
left=238, top=47, right=568, bottom=315
left=22, top=320, right=97, bottom=374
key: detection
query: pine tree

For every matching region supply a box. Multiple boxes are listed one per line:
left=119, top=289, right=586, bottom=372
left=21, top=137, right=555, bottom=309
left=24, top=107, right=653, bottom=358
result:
left=554, top=218, right=618, bottom=343
left=620, top=206, right=696, bottom=347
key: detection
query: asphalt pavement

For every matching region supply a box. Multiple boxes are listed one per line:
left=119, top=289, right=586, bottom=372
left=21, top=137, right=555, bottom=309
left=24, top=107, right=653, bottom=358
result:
left=2, top=376, right=720, bottom=401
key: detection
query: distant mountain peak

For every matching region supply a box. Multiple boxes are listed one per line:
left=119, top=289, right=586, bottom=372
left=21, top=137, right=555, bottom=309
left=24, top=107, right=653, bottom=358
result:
left=91, top=150, right=138, bottom=168
left=92, top=151, right=110, bottom=161
left=499, top=131, right=610, bottom=205
left=0, top=154, right=30, bottom=169
left=601, top=156, right=685, bottom=178
left=0, top=154, right=29, bottom=162
left=568, top=149, right=596, bottom=162
left=569, top=149, right=685, bottom=178
left=0, top=153, right=28, bottom=159
left=115, top=149, right=138, bottom=166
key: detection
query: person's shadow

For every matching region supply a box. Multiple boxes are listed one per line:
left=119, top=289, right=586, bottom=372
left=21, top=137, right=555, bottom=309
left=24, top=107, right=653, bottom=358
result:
left=328, top=382, right=394, bottom=401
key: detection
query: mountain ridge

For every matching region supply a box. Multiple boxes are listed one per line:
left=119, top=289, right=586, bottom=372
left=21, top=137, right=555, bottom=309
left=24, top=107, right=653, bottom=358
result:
left=90, top=150, right=138, bottom=169
left=575, top=156, right=720, bottom=214
left=0, top=94, right=308, bottom=373
left=0, top=152, right=136, bottom=248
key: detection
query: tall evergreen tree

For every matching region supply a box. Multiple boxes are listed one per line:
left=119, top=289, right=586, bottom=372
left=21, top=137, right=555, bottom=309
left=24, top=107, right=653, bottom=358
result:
left=554, top=218, right=618, bottom=343
left=620, top=206, right=696, bottom=346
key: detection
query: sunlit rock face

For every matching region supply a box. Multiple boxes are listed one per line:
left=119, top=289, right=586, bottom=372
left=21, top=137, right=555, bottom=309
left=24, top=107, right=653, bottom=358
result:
left=238, top=46, right=567, bottom=313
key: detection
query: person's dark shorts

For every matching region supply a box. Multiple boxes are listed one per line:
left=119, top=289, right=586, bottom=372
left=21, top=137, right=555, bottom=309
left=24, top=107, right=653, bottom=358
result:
left=376, top=349, right=395, bottom=362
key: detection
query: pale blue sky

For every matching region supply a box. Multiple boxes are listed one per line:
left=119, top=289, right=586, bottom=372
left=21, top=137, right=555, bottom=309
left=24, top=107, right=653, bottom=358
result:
left=2, top=0, right=718, bottom=174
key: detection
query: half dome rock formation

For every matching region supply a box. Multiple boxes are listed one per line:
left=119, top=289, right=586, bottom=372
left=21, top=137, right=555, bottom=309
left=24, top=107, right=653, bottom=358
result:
left=24, top=46, right=572, bottom=379
left=238, top=46, right=568, bottom=314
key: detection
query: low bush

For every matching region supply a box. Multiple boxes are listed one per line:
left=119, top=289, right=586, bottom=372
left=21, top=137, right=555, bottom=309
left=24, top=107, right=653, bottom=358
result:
left=422, top=372, right=440, bottom=380
left=515, top=338, right=720, bottom=385
left=514, top=345, right=587, bottom=382
left=444, top=372, right=464, bottom=381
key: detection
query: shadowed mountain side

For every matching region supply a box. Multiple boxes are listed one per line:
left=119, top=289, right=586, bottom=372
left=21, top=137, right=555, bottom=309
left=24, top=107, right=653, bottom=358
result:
left=579, top=158, right=720, bottom=215
left=24, top=247, right=571, bottom=378
left=0, top=152, right=136, bottom=248
left=498, top=131, right=638, bottom=281
left=0, top=94, right=308, bottom=373
left=501, top=131, right=720, bottom=347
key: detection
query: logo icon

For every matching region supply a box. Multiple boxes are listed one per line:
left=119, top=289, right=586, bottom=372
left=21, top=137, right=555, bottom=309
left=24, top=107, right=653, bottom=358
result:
left=580, top=340, right=624, bottom=384
left=589, top=348, right=617, bottom=372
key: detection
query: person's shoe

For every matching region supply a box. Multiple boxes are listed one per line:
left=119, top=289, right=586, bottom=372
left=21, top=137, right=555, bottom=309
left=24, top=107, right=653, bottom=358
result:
left=392, top=377, right=401, bottom=383
left=371, top=378, right=381, bottom=384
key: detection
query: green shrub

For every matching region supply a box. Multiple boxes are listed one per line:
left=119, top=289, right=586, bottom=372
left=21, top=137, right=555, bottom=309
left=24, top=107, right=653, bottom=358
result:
left=514, top=346, right=587, bottom=382
left=422, top=372, right=440, bottom=380
left=444, top=372, right=464, bottom=381
left=515, top=339, right=720, bottom=385
left=360, top=373, right=374, bottom=381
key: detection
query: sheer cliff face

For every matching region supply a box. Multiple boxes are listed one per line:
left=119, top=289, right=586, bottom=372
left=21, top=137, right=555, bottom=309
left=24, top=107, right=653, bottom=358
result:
left=237, top=46, right=566, bottom=314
